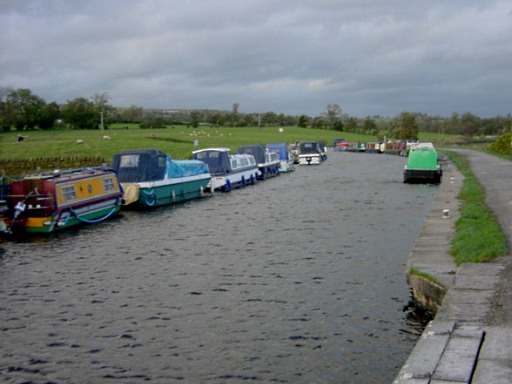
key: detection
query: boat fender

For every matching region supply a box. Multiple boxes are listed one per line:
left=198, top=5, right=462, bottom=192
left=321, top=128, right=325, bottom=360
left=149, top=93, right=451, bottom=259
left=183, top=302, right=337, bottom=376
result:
left=122, top=183, right=140, bottom=205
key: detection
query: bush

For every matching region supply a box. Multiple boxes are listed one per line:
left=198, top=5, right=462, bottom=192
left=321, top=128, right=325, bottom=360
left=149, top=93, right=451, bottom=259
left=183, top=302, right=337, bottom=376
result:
left=490, top=133, right=511, bottom=155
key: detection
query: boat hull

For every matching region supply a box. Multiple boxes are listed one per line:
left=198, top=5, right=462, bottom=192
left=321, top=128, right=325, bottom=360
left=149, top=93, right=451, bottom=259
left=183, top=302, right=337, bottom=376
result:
left=403, top=169, right=442, bottom=184
left=257, top=162, right=281, bottom=179
left=122, top=175, right=211, bottom=208
left=278, top=160, right=295, bottom=172
left=208, top=169, right=258, bottom=192
left=22, top=198, right=121, bottom=233
left=298, top=154, right=322, bottom=165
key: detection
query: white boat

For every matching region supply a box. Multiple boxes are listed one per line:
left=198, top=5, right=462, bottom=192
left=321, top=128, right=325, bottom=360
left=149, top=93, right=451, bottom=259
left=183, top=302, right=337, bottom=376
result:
left=267, top=143, right=295, bottom=172
left=237, top=144, right=281, bottom=179
left=298, top=142, right=323, bottom=165
left=192, top=148, right=259, bottom=192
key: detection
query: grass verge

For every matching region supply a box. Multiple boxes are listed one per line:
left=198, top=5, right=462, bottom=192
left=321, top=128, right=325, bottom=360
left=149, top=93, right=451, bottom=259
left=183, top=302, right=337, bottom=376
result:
left=443, top=150, right=508, bottom=265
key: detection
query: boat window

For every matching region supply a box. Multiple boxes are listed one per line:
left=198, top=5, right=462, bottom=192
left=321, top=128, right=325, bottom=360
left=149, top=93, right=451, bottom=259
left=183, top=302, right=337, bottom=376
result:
left=119, top=154, right=139, bottom=168
left=103, top=177, right=116, bottom=192
left=240, top=158, right=248, bottom=167
left=231, top=159, right=237, bottom=168
left=62, top=185, right=77, bottom=201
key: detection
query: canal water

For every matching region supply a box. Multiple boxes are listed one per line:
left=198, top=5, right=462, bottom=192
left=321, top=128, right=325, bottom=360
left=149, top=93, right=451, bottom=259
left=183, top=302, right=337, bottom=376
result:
left=0, top=151, right=438, bottom=384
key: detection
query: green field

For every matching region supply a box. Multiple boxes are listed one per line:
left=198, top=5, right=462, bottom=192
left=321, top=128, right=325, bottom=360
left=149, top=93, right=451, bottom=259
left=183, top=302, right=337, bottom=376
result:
left=0, top=125, right=462, bottom=163
left=1, top=125, right=377, bottom=161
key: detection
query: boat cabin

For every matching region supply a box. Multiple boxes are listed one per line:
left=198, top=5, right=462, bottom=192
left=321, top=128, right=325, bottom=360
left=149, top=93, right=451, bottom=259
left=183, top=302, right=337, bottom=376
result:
left=193, top=148, right=258, bottom=191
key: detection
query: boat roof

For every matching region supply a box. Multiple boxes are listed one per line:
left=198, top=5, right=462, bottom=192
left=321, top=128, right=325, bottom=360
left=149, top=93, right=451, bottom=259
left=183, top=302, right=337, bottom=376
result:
left=23, top=167, right=113, bottom=181
left=192, top=147, right=230, bottom=154
left=237, top=144, right=266, bottom=163
left=267, top=142, right=288, bottom=148
left=117, top=148, right=167, bottom=157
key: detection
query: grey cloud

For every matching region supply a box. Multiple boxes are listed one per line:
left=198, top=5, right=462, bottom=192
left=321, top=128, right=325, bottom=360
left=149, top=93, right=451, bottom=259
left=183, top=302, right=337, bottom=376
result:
left=1, top=0, right=511, bottom=117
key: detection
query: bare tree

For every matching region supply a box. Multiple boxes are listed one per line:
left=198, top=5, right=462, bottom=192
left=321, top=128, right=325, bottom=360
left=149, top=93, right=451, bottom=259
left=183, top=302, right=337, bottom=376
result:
left=231, top=102, right=240, bottom=126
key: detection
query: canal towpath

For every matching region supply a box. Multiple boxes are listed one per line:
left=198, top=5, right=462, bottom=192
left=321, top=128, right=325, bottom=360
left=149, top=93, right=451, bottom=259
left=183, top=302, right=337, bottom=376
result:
left=395, top=149, right=512, bottom=383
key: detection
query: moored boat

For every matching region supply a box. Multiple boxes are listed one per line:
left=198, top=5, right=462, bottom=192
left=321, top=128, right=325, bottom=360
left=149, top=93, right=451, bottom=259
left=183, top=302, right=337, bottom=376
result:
left=1, top=167, right=123, bottom=234
left=237, top=144, right=280, bottom=179
left=318, top=141, right=328, bottom=161
left=298, top=141, right=323, bottom=165
left=383, top=140, right=407, bottom=155
left=333, top=138, right=348, bottom=151
left=365, top=142, right=383, bottom=153
left=290, top=142, right=301, bottom=164
left=403, top=145, right=442, bottom=184
left=112, top=149, right=211, bottom=208
left=192, top=148, right=259, bottom=192
left=266, top=143, right=295, bottom=172
left=346, top=142, right=366, bottom=152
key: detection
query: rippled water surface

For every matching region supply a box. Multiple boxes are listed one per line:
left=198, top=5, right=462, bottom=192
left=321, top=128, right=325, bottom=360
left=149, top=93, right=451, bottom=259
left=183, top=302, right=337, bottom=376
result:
left=0, top=151, right=438, bottom=383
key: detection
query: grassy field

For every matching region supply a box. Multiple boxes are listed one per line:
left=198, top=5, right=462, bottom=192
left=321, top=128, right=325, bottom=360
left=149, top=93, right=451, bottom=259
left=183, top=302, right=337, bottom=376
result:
left=1, top=125, right=376, bottom=162
left=1, top=125, right=464, bottom=162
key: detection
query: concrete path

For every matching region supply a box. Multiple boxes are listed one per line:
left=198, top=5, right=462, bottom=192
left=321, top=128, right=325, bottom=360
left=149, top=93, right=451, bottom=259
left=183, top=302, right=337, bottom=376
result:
left=395, top=150, right=512, bottom=384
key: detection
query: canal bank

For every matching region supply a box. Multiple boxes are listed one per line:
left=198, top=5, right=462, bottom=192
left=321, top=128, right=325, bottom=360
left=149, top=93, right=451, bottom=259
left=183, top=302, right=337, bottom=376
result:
left=395, top=150, right=512, bottom=383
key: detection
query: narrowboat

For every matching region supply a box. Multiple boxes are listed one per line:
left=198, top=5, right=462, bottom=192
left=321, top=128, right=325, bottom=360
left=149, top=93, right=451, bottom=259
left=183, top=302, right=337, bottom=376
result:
left=112, top=149, right=211, bottom=208
left=1, top=167, right=123, bottom=234
left=237, top=144, right=280, bottom=179
left=403, top=146, right=442, bottom=184
left=333, top=138, right=347, bottom=151
left=266, top=143, right=295, bottom=172
left=298, top=142, right=323, bottom=165
left=192, top=148, right=259, bottom=192
left=365, top=142, right=383, bottom=153
left=346, top=142, right=366, bottom=152
left=383, top=140, right=407, bottom=155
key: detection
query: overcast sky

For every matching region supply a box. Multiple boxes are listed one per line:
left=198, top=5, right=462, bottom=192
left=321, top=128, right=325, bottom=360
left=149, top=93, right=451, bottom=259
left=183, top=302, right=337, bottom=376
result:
left=1, top=0, right=511, bottom=117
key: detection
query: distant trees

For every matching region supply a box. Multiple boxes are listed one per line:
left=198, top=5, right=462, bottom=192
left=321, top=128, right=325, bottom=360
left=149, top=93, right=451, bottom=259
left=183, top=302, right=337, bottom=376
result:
left=58, top=93, right=116, bottom=130
left=362, top=117, right=378, bottom=136
left=0, top=88, right=116, bottom=131
left=297, top=115, right=309, bottom=128
left=326, top=103, right=343, bottom=131
left=116, top=105, right=144, bottom=123
left=1, top=87, right=510, bottom=140
left=396, top=112, right=419, bottom=140
left=0, top=88, right=51, bottom=131
left=39, top=102, right=61, bottom=130
left=61, top=97, right=97, bottom=129
left=230, top=102, right=240, bottom=127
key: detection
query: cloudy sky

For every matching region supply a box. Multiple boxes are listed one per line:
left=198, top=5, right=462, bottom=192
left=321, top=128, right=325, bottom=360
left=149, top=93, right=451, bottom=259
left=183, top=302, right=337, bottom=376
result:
left=1, top=0, right=511, bottom=117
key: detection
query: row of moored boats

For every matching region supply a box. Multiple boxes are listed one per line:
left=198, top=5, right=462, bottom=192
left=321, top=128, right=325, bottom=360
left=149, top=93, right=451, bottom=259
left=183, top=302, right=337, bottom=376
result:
left=0, top=141, right=327, bottom=236
left=334, top=138, right=443, bottom=184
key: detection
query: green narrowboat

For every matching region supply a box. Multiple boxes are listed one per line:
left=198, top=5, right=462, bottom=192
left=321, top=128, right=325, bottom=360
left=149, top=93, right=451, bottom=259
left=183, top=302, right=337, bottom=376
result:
left=403, top=148, right=442, bottom=184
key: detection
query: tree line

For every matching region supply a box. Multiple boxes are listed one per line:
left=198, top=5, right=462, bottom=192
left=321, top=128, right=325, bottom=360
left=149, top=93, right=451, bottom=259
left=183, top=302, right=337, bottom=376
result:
left=1, top=87, right=511, bottom=142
